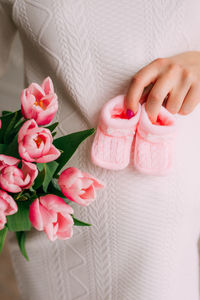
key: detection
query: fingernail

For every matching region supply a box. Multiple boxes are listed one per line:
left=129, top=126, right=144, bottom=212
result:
left=126, top=109, right=135, bottom=119
left=149, top=115, right=157, bottom=124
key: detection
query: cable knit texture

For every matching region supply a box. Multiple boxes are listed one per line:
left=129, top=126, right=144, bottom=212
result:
left=1, top=0, right=200, bottom=299
left=91, top=95, right=141, bottom=170
left=133, top=103, right=176, bottom=175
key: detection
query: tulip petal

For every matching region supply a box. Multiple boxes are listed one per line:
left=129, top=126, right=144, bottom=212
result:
left=18, top=143, right=34, bottom=162
left=29, top=83, right=45, bottom=99
left=21, top=78, right=57, bottom=126
left=18, top=119, right=59, bottom=163
left=58, top=167, right=82, bottom=189
left=23, top=134, right=44, bottom=159
left=21, top=161, right=38, bottom=189
left=57, top=214, right=73, bottom=240
left=80, top=178, right=93, bottom=190
left=35, top=95, right=58, bottom=126
left=39, top=130, right=52, bottom=155
left=0, top=155, right=20, bottom=171
left=29, top=199, right=44, bottom=231
left=0, top=174, right=22, bottom=193
left=0, top=211, right=6, bottom=230
left=58, top=167, right=104, bottom=206
left=18, top=119, right=38, bottom=143
left=40, top=195, right=74, bottom=215
left=57, top=228, right=73, bottom=240
left=21, top=89, right=36, bottom=119
left=41, top=77, right=54, bottom=94
left=83, top=172, right=105, bottom=189
left=57, top=213, right=73, bottom=231
left=39, top=204, right=57, bottom=227
left=80, top=184, right=95, bottom=200
left=30, top=195, right=74, bottom=241
left=60, top=188, right=87, bottom=206
left=44, top=223, right=58, bottom=241
left=36, top=144, right=60, bottom=163
left=0, top=199, right=8, bottom=211
left=0, top=190, right=17, bottom=215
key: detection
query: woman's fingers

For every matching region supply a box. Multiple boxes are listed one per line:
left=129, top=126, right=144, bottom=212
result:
left=126, top=56, right=200, bottom=120
left=145, top=65, right=181, bottom=121
left=179, top=84, right=200, bottom=115
left=165, top=90, right=186, bottom=115
left=125, top=60, right=163, bottom=113
left=165, top=72, right=192, bottom=114
left=139, top=84, right=154, bottom=104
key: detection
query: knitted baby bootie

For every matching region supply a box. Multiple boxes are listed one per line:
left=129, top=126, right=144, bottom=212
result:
left=91, top=95, right=141, bottom=170
left=133, top=103, right=176, bottom=175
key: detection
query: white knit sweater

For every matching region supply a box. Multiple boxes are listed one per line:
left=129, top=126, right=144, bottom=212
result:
left=1, top=1, right=200, bottom=299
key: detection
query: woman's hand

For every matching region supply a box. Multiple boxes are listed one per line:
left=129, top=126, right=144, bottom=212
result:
left=126, top=51, right=200, bottom=122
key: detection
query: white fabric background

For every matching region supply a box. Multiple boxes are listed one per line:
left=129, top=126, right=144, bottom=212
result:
left=0, top=32, right=23, bottom=110
left=1, top=1, right=200, bottom=300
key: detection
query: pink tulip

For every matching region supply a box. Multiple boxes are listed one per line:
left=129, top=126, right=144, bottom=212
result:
left=29, top=194, right=74, bottom=241
left=18, top=119, right=60, bottom=163
left=0, top=160, right=38, bottom=193
left=21, top=77, right=58, bottom=125
left=0, top=190, right=17, bottom=230
left=58, top=167, right=104, bottom=206
left=0, top=155, right=20, bottom=171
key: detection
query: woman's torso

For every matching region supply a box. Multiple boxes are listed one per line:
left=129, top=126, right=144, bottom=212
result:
left=7, top=1, right=200, bottom=299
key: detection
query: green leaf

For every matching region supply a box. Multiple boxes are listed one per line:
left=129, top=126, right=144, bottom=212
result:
left=16, top=231, right=29, bottom=261
left=0, top=143, right=7, bottom=153
left=13, top=118, right=26, bottom=131
left=37, top=163, right=44, bottom=172
left=72, top=216, right=92, bottom=226
left=3, top=134, right=19, bottom=157
left=0, top=227, right=7, bottom=254
left=0, top=110, right=22, bottom=144
left=0, top=112, right=15, bottom=143
left=5, top=115, right=24, bottom=144
left=2, top=110, right=13, bottom=116
left=7, top=201, right=31, bottom=232
left=45, top=122, right=59, bottom=132
left=33, top=164, right=45, bottom=190
left=0, top=136, right=19, bottom=157
left=43, top=161, right=59, bottom=192
left=4, top=111, right=18, bottom=143
left=52, top=131, right=57, bottom=138
left=53, top=128, right=95, bottom=173
left=47, top=179, right=70, bottom=203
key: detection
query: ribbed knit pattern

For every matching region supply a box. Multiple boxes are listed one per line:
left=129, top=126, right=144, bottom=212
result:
left=92, top=128, right=133, bottom=165
left=1, top=0, right=200, bottom=299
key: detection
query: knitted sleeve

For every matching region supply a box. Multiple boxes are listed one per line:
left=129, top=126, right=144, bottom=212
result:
left=0, top=1, right=17, bottom=78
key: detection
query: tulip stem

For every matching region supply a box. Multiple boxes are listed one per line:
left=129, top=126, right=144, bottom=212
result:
left=15, top=191, right=23, bottom=201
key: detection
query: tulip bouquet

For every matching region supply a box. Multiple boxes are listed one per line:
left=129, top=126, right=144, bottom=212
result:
left=0, top=77, right=104, bottom=260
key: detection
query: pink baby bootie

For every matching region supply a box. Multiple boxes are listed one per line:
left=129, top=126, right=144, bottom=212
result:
left=91, top=95, right=141, bottom=170
left=133, top=103, right=176, bottom=175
